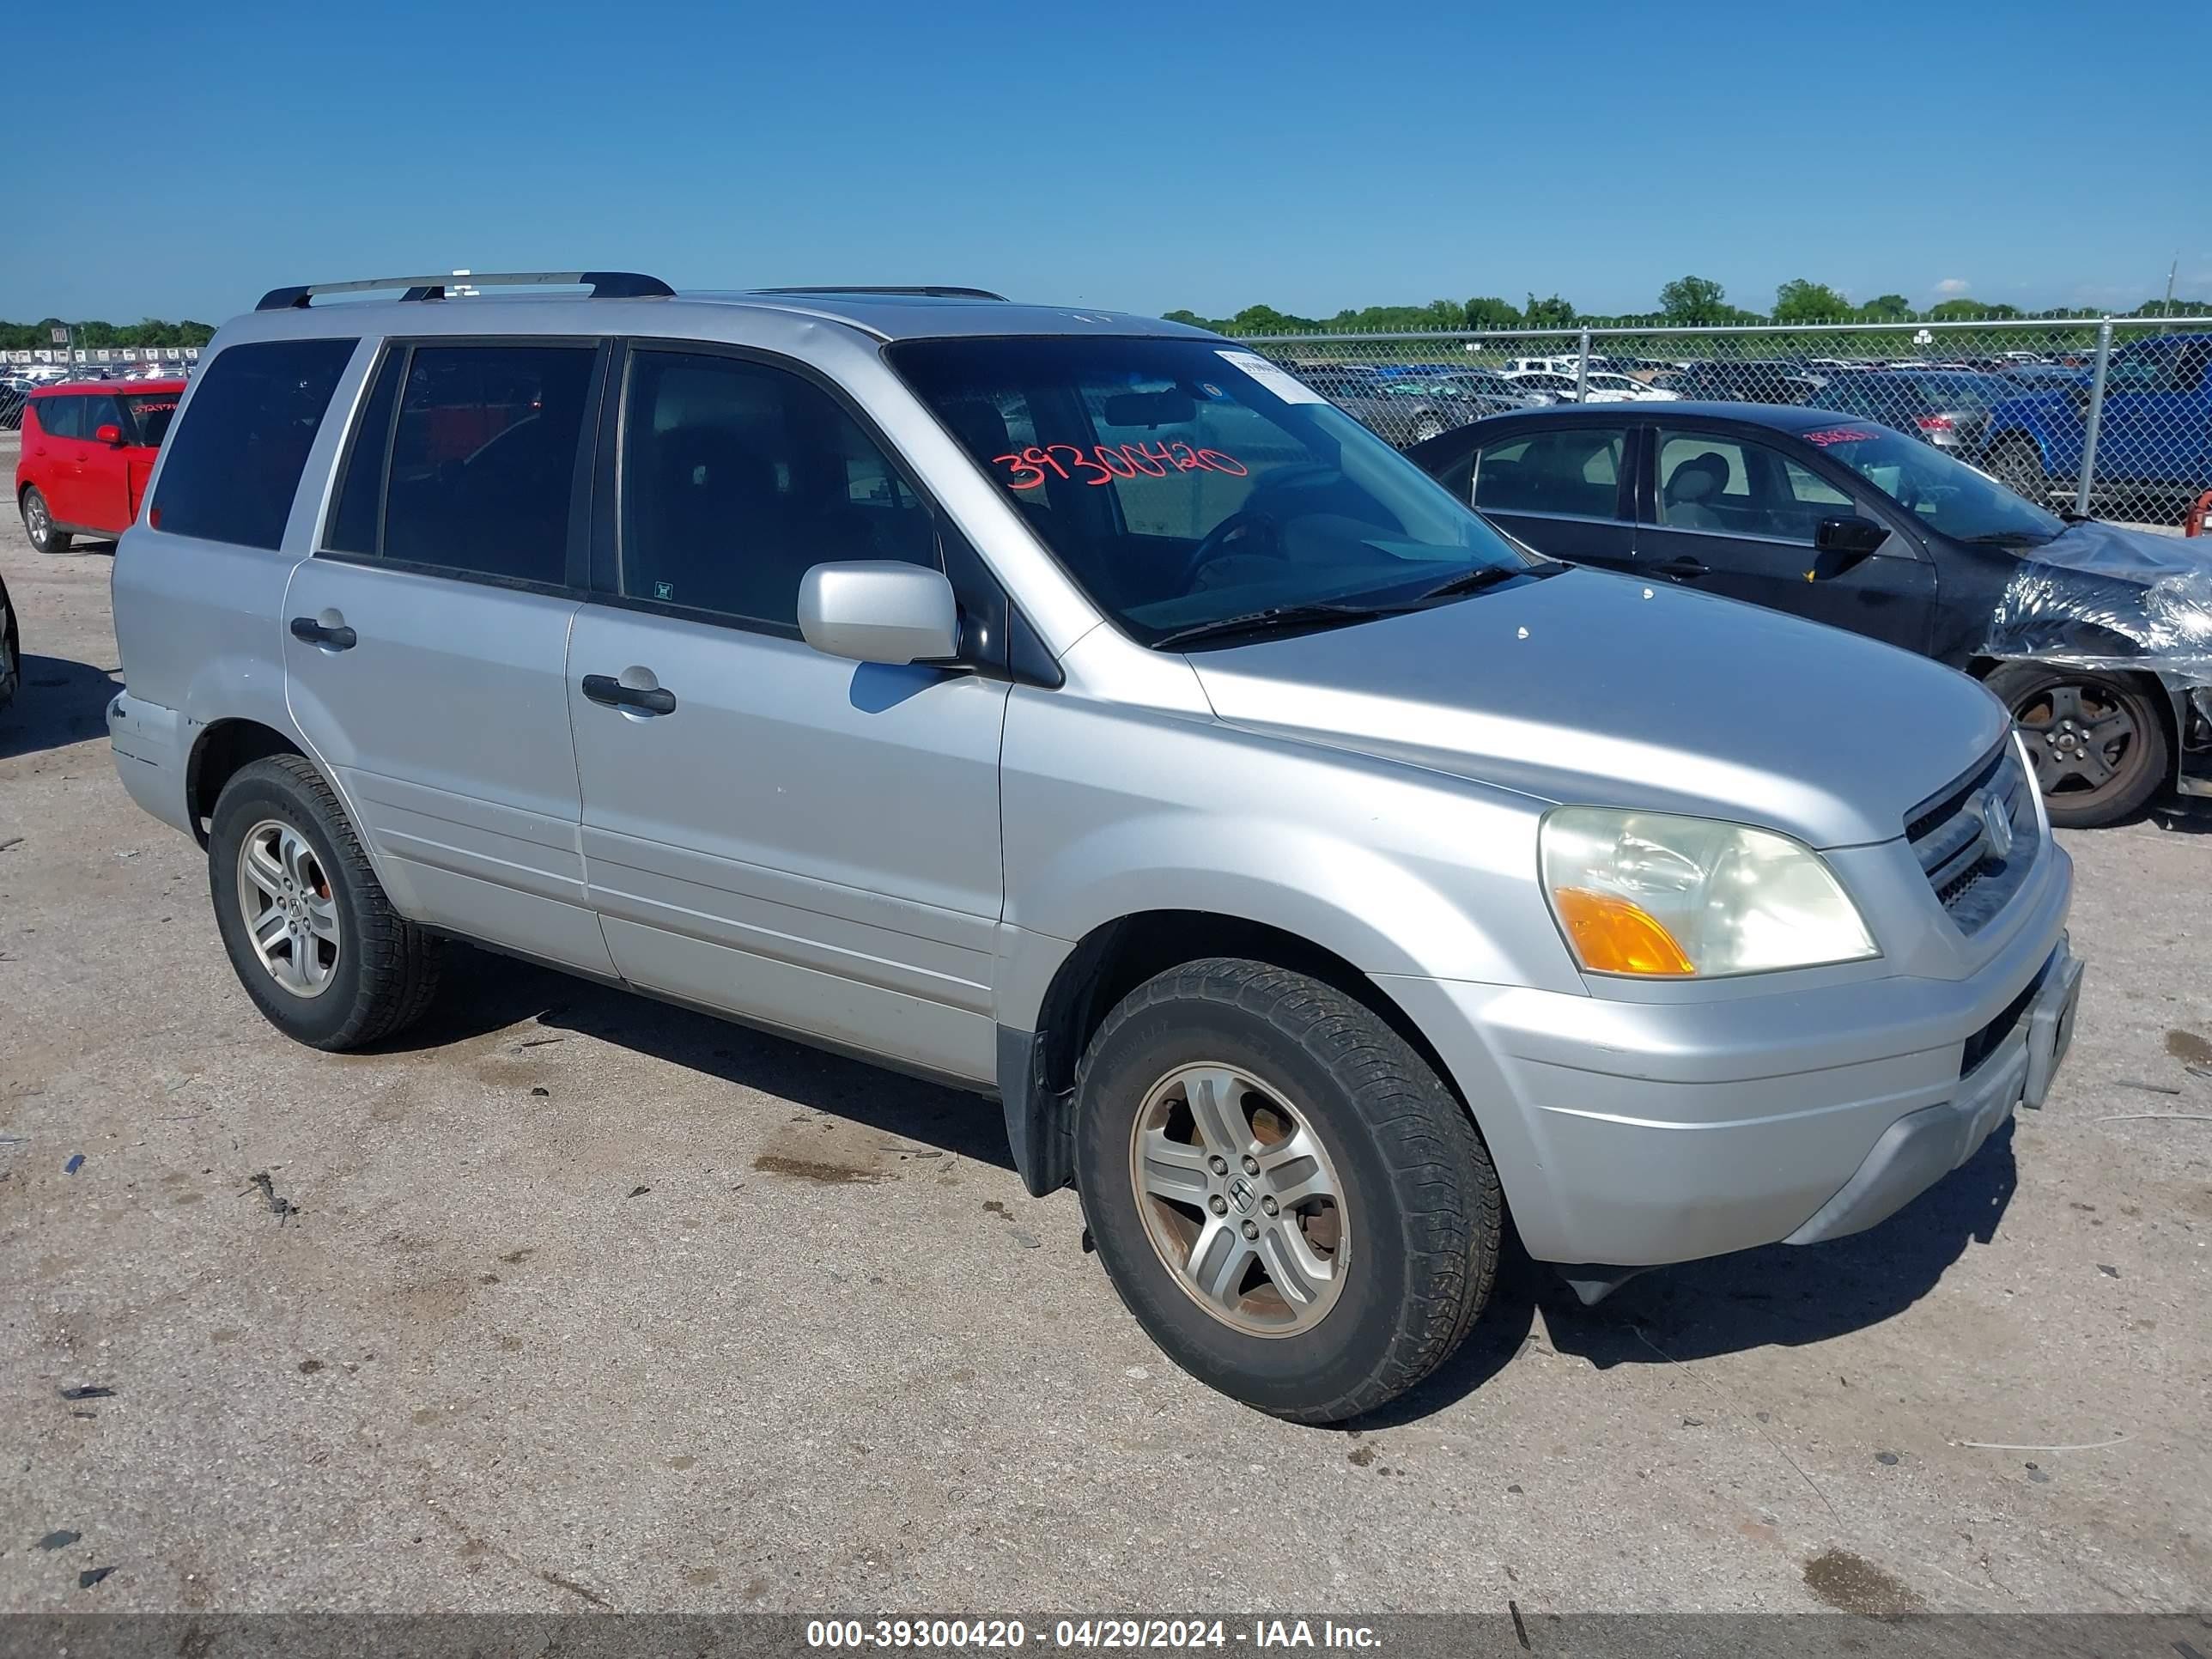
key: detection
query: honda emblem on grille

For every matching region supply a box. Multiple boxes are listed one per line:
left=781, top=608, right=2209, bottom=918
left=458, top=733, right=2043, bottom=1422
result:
left=1977, top=791, right=2014, bottom=861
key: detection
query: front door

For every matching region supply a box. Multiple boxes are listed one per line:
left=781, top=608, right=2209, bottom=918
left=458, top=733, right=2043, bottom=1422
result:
left=284, top=337, right=617, bottom=975
left=1639, top=425, right=1936, bottom=653
left=1468, top=422, right=1637, bottom=572
left=568, top=343, right=1008, bottom=1083
left=2095, top=337, right=2212, bottom=487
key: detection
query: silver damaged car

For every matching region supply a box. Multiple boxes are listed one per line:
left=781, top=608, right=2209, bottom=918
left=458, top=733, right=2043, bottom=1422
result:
left=106, top=272, right=2082, bottom=1421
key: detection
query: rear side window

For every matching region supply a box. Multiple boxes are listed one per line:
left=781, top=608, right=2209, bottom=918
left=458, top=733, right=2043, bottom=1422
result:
left=151, top=339, right=356, bottom=549
left=328, top=343, right=595, bottom=586
left=1474, top=427, right=1626, bottom=518
left=33, top=396, right=83, bottom=440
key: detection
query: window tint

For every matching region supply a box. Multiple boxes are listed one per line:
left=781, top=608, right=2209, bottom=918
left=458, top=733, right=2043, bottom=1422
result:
left=34, top=395, right=83, bottom=440
left=1474, top=427, right=1626, bottom=518
left=121, top=392, right=181, bottom=447
left=151, top=339, right=356, bottom=549
left=80, top=394, right=123, bottom=437
left=1656, top=430, right=1836, bottom=544
left=324, top=349, right=404, bottom=556
left=618, top=349, right=934, bottom=625
left=380, top=343, right=595, bottom=583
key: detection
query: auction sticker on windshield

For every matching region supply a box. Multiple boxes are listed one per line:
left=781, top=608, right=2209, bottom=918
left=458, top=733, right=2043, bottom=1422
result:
left=1217, top=349, right=1327, bottom=404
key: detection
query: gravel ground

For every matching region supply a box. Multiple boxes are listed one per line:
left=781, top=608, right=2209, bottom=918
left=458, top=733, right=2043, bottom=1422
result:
left=2, top=492, right=2209, bottom=1617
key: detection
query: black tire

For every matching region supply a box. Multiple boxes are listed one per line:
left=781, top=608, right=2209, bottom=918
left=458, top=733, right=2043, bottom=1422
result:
left=207, top=755, right=443, bottom=1049
left=20, top=486, right=72, bottom=555
left=1984, top=437, right=2052, bottom=506
left=0, top=584, right=17, bottom=713
left=1983, top=660, right=2169, bottom=828
left=1073, top=958, right=1500, bottom=1425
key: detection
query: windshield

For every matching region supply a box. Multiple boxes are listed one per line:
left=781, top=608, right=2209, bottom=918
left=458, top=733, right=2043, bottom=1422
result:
left=889, top=337, right=1536, bottom=647
left=1803, top=422, right=2065, bottom=544
left=122, top=392, right=180, bottom=447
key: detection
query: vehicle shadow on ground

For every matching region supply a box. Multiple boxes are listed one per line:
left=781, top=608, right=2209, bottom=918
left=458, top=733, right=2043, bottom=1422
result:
left=383, top=944, right=1018, bottom=1169
left=1357, top=1122, right=2019, bottom=1427
left=0, top=654, right=121, bottom=760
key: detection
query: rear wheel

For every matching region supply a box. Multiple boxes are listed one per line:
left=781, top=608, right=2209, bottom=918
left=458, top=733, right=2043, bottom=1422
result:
left=1984, top=438, right=2052, bottom=506
left=1073, top=958, right=1499, bottom=1424
left=1984, top=661, right=2168, bottom=827
left=20, top=487, right=71, bottom=555
left=208, top=755, right=443, bottom=1048
left=1409, top=412, right=1448, bottom=444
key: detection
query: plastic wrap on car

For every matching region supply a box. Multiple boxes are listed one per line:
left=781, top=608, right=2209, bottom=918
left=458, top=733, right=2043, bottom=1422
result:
left=1983, top=520, right=2212, bottom=681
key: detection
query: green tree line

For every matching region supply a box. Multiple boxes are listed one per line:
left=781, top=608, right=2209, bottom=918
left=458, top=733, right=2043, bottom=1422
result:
left=0, top=317, right=218, bottom=350
left=1164, top=276, right=2211, bottom=336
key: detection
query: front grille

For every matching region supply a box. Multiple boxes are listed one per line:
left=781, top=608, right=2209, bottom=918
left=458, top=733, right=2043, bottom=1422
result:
left=1905, top=742, right=2040, bottom=935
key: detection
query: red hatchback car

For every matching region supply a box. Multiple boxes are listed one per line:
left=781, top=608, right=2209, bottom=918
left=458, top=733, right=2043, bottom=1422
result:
left=15, top=378, right=186, bottom=552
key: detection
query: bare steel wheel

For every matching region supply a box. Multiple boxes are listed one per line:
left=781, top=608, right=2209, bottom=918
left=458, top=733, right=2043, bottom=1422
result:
left=1984, top=661, right=2167, bottom=827
left=236, top=819, right=342, bottom=998
left=1130, top=1061, right=1348, bottom=1338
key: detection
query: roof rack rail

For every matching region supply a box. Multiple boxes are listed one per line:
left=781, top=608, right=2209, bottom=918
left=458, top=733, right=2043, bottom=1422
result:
left=750, top=285, right=1008, bottom=301
left=255, top=270, right=675, bottom=312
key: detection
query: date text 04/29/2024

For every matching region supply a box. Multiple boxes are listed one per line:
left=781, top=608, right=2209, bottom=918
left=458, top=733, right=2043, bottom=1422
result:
left=805, top=1620, right=1383, bottom=1650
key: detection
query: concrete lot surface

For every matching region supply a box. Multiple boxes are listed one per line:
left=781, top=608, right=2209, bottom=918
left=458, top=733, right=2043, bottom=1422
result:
left=1, top=504, right=2208, bottom=1616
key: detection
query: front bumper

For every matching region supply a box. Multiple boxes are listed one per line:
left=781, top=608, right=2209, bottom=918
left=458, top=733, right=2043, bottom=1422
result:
left=1380, top=839, right=2075, bottom=1267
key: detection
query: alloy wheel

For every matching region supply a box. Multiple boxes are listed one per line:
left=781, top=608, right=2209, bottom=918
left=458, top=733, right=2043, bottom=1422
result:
left=235, top=819, right=341, bottom=998
left=1127, top=1062, right=1349, bottom=1338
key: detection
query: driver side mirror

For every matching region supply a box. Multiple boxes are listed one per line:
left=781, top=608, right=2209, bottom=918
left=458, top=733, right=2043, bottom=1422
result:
left=95, top=422, right=124, bottom=446
left=1808, top=515, right=1887, bottom=580
left=797, top=562, right=961, bottom=666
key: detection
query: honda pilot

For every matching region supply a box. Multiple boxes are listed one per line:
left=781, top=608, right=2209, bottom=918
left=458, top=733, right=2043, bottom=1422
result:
left=106, top=273, right=2081, bottom=1422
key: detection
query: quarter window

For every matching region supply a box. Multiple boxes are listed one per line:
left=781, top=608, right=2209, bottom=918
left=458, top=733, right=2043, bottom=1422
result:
left=150, top=339, right=356, bottom=550
left=1473, top=427, right=1626, bottom=518
left=617, top=349, right=934, bottom=628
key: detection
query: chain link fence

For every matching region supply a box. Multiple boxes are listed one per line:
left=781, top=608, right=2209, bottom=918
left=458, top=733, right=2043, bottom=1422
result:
left=1237, top=315, right=2212, bottom=526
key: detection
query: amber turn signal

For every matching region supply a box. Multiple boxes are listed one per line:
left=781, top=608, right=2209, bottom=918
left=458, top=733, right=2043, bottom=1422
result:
left=1551, top=887, right=1697, bottom=976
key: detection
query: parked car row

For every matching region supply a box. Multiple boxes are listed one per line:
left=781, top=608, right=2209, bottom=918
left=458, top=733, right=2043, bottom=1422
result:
left=94, top=273, right=2087, bottom=1425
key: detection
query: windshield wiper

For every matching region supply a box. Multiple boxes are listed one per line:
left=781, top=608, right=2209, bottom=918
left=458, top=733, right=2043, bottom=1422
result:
left=1150, top=601, right=1400, bottom=651
left=1409, top=563, right=1536, bottom=603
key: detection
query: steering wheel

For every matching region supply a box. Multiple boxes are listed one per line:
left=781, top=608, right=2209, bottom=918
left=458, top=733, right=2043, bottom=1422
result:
left=1179, top=508, right=1279, bottom=587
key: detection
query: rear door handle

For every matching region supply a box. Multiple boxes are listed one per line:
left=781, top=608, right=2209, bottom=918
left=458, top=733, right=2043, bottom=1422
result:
left=289, top=616, right=357, bottom=650
left=1652, top=556, right=1710, bottom=578
left=580, top=673, right=677, bottom=716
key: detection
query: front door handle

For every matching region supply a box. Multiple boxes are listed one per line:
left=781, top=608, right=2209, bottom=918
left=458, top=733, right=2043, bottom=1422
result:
left=580, top=673, right=677, bottom=716
left=1652, top=556, right=1710, bottom=579
left=289, top=616, right=358, bottom=650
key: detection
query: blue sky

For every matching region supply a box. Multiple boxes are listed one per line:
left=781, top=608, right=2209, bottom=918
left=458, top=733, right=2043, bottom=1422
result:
left=6, top=0, right=2208, bottom=325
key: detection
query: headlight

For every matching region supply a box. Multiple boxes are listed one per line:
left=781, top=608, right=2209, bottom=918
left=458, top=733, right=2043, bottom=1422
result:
left=1540, top=807, right=1878, bottom=978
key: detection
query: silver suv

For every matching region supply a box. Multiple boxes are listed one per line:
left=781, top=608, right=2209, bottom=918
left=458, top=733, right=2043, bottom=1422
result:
left=108, top=272, right=2083, bottom=1422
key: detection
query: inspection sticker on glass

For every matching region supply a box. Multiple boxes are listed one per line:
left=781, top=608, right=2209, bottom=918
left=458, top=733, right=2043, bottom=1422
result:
left=1217, top=349, right=1327, bottom=404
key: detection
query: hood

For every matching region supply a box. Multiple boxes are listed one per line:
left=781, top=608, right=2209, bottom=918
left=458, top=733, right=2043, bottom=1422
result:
left=1989, top=519, right=2212, bottom=679
left=1189, top=568, right=2009, bottom=848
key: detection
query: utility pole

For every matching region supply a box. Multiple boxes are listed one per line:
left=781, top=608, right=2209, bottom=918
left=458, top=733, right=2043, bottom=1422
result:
left=2165, top=254, right=2179, bottom=318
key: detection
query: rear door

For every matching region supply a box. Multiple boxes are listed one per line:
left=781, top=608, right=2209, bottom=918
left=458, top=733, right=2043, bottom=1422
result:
left=2096, top=337, right=2212, bottom=485
left=1467, top=421, right=1637, bottom=572
left=283, top=337, right=617, bottom=975
left=1638, top=422, right=1936, bottom=652
left=29, top=393, right=93, bottom=526
left=566, top=342, right=1008, bottom=1083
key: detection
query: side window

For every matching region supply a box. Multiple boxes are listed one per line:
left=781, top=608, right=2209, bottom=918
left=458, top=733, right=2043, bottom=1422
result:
left=80, top=394, right=123, bottom=439
left=323, top=348, right=405, bottom=556
left=1657, top=430, right=1828, bottom=544
left=151, top=339, right=356, bottom=550
left=1474, top=427, right=1625, bottom=517
left=617, top=349, right=935, bottom=627
left=378, top=343, right=597, bottom=583
left=35, top=396, right=83, bottom=440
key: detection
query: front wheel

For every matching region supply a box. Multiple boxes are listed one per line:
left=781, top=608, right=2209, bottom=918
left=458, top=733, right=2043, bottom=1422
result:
left=20, top=487, right=72, bottom=555
left=1984, top=661, right=2169, bottom=827
left=1073, top=958, right=1500, bottom=1424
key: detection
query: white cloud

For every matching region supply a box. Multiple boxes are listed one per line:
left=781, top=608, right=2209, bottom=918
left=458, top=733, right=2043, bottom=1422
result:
left=1935, top=277, right=1971, bottom=295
